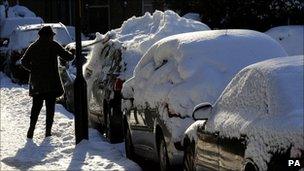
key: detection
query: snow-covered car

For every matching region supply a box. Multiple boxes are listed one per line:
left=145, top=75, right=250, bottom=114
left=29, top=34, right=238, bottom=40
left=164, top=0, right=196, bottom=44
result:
left=59, top=39, right=95, bottom=112
left=82, top=10, right=210, bottom=143
left=122, top=29, right=287, bottom=170
left=183, top=56, right=303, bottom=171
left=0, top=17, right=43, bottom=70
left=3, top=22, right=73, bottom=83
left=265, top=25, right=304, bottom=56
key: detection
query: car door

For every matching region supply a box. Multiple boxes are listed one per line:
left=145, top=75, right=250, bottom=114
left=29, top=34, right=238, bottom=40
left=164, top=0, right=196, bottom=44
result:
left=128, top=106, right=157, bottom=158
left=218, top=135, right=246, bottom=170
left=196, top=124, right=220, bottom=171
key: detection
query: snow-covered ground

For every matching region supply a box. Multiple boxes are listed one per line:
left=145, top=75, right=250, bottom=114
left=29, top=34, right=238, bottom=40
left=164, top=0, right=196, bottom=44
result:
left=0, top=73, right=141, bottom=170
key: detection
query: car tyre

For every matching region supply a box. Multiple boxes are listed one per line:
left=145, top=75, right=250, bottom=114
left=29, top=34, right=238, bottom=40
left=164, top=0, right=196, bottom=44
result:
left=159, top=135, right=170, bottom=171
left=106, top=107, right=123, bottom=143
left=124, top=122, right=135, bottom=159
left=183, top=141, right=196, bottom=171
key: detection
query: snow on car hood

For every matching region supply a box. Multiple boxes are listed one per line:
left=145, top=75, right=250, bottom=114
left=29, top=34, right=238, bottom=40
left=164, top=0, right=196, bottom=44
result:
left=207, top=56, right=304, bottom=170
left=123, top=29, right=287, bottom=142
left=265, top=25, right=304, bottom=56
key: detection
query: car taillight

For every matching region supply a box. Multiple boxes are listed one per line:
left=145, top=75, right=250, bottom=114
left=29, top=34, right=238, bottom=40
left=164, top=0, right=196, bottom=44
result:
left=0, top=38, right=9, bottom=47
left=114, top=78, right=124, bottom=91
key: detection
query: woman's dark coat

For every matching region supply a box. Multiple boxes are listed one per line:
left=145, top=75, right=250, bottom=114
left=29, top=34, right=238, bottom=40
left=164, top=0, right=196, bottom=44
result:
left=21, top=39, right=74, bottom=97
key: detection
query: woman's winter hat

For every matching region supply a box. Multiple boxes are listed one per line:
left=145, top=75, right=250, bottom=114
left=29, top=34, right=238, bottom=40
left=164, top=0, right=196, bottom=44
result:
left=38, top=26, right=55, bottom=36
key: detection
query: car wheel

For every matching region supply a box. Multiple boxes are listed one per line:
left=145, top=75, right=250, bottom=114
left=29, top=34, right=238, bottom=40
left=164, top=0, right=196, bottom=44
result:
left=159, top=136, right=170, bottom=171
left=106, top=107, right=123, bottom=143
left=90, top=119, right=104, bottom=134
left=183, top=141, right=196, bottom=171
left=124, top=122, right=135, bottom=159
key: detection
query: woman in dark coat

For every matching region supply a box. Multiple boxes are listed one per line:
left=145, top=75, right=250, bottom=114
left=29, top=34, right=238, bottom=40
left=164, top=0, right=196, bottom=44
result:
left=21, top=26, right=74, bottom=138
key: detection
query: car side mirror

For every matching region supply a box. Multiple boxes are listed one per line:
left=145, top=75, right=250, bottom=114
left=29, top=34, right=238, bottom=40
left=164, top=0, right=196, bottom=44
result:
left=192, top=102, right=212, bottom=121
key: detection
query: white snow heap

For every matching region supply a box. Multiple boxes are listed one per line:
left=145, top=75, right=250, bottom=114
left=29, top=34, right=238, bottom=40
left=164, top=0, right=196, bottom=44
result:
left=206, top=55, right=304, bottom=170
left=84, top=10, right=210, bottom=98
left=265, top=25, right=304, bottom=56
left=182, top=13, right=201, bottom=21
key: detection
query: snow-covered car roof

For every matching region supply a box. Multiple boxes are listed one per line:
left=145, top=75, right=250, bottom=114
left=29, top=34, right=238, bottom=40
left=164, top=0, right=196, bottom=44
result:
left=123, top=29, right=288, bottom=118
left=8, top=23, right=73, bottom=51
left=0, top=17, right=44, bottom=38
left=206, top=55, right=303, bottom=170
left=84, top=10, right=210, bottom=95
left=265, top=25, right=304, bottom=56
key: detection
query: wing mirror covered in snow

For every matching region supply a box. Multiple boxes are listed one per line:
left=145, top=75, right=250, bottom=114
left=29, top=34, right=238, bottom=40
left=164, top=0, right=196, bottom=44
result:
left=192, top=102, right=212, bottom=121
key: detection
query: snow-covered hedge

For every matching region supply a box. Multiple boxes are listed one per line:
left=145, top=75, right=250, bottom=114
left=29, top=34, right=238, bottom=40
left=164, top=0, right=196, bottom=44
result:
left=206, top=55, right=303, bottom=170
left=265, top=25, right=304, bottom=56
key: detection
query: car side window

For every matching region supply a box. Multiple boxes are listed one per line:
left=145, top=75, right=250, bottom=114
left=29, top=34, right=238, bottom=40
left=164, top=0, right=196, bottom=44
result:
left=154, top=59, right=168, bottom=70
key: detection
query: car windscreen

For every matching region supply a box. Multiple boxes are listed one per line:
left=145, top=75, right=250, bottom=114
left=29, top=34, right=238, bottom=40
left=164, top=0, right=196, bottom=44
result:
left=9, top=27, right=72, bottom=50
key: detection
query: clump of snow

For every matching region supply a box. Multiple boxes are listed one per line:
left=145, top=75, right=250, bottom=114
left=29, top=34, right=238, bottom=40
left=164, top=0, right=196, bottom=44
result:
left=184, top=120, right=206, bottom=143
left=265, top=25, right=304, bottom=56
left=84, top=10, right=210, bottom=100
left=8, top=23, right=73, bottom=52
left=123, top=29, right=287, bottom=142
left=0, top=73, right=141, bottom=170
left=0, top=17, right=44, bottom=38
left=206, top=56, right=304, bottom=170
left=182, top=13, right=201, bottom=21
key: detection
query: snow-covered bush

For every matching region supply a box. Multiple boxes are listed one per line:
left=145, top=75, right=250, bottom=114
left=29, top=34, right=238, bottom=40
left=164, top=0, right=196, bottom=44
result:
left=265, top=25, right=304, bottom=56
left=123, top=29, right=287, bottom=141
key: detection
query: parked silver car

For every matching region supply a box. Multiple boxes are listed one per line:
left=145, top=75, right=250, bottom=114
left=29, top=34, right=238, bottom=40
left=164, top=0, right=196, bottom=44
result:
left=183, top=56, right=303, bottom=171
left=122, top=30, right=287, bottom=170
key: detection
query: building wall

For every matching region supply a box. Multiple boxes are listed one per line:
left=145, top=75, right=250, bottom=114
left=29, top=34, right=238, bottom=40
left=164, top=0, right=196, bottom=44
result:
left=3, top=0, right=163, bottom=34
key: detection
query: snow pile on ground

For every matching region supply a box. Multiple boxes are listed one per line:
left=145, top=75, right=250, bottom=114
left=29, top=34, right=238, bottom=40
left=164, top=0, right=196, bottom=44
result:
left=0, top=73, right=141, bottom=171
left=207, top=56, right=304, bottom=170
left=182, top=13, right=201, bottom=21
left=123, top=29, right=287, bottom=141
left=83, top=10, right=210, bottom=95
left=265, top=25, right=304, bottom=56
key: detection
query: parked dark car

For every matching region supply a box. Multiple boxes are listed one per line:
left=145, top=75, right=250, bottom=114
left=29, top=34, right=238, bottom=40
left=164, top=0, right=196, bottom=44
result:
left=59, top=39, right=96, bottom=112
left=182, top=56, right=304, bottom=171
left=3, top=22, right=72, bottom=84
left=0, top=17, right=43, bottom=70
left=122, top=30, right=287, bottom=170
